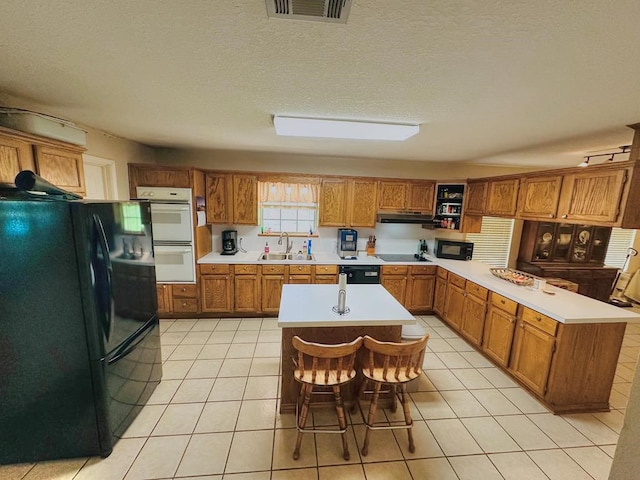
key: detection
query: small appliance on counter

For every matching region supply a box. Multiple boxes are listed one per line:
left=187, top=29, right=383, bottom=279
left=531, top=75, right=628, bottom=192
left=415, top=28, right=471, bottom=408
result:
left=338, top=228, right=358, bottom=259
left=221, top=229, right=238, bottom=255
left=435, top=238, right=474, bottom=260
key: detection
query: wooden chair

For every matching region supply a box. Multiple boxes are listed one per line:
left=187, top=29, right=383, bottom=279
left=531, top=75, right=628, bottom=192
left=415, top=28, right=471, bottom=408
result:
left=291, top=335, right=363, bottom=461
left=356, top=334, right=429, bottom=456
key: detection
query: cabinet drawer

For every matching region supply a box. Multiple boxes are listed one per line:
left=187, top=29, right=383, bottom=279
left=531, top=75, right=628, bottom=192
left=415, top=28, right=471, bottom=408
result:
left=466, top=281, right=488, bottom=300
left=172, top=284, right=198, bottom=298
left=437, top=267, right=448, bottom=279
left=491, top=292, right=518, bottom=315
left=289, top=264, right=312, bottom=274
left=448, top=272, right=466, bottom=289
left=262, top=264, right=285, bottom=274
left=382, top=265, right=408, bottom=275
left=521, top=307, right=557, bottom=336
left=315, top=264, right=338, bottom=274
left=172, top=298, right=198, bottom=313
left=200, top=264, right=230, bottom=275
left=410, top=265, right=437, bottom=275
left=234, top=264, right=258, bottom=274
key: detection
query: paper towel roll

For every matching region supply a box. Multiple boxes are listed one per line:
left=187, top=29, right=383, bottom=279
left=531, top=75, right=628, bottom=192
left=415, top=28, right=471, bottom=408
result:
left=338, top=273, right=347, bottom=290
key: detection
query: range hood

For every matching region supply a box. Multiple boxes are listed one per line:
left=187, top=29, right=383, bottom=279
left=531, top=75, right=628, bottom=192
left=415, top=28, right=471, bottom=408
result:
left=376, top=213, right=433, bottom=224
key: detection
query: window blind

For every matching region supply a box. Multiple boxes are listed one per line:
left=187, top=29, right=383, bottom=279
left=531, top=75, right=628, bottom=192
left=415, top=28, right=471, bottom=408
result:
left=604, top=228, right=637, bottom=270
left=465, top=217, right=515, bottom=267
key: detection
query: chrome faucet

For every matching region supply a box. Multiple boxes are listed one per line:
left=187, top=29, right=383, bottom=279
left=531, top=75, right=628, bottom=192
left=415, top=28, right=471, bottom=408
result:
left=278, top=231, right=293, bottom=254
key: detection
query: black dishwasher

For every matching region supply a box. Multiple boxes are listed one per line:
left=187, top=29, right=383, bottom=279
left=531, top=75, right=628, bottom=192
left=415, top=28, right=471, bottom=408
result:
left=339, top=265, right=381, bottom=284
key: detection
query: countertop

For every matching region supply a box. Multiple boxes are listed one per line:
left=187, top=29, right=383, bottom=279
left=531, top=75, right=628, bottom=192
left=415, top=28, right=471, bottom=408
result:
left=277, top=284, right=416, bottom=328
left=198, top=251, right=640, bottom=325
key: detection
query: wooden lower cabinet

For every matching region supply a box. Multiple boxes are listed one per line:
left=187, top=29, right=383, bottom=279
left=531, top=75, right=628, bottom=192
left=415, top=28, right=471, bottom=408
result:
left=459, top=283, right=487, bottom=346
left=261, top=265, right=286, bottom=314
left=482, top=293, right=518, bottom=367
left=288, top=264, right=312, bottom=284
left=200, top=264, right=233, bottom=313
left=443, top=282, right=465, bottom=329
left=314, top=265, right=338, bottom=284
left=433, top=276, right=447, bottom=316
left=156, top=284, right=172, bottom=315
left=509, top=317, right=556, bottom=396
left=405, top=265, right=436, bottom=313
left=381, top=264, right=408, bottom=305
left=171, top=284, right=199, bottom=314
left=234, top=265, right=260, bottom=313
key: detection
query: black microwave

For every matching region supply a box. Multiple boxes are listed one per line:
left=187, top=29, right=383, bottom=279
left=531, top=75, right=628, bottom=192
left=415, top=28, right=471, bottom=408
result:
left=435, top=239, right=474, bottom=261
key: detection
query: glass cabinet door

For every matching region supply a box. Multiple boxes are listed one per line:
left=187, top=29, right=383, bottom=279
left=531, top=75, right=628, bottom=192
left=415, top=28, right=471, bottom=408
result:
left=533, top=222, right=555, bottom=261
left=553, top=223, right=574, bottom=262
left=570, top=225, right=593, bottom=262
left=589, top=227, right=612, bottom=264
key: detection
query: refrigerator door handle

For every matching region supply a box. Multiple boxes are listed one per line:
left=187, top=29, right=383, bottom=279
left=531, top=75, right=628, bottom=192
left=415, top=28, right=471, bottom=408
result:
left=92, top=214, right=114, bottom=342
left=107, top=317, right=156, bottom=365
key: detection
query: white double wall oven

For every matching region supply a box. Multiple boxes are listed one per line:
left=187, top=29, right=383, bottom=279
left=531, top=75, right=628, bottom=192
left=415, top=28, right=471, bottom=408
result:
left=137, top=187, right=196, bottom=283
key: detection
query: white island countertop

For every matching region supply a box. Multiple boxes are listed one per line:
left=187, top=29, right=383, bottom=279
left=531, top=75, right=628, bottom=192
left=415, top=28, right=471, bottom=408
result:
left=277, top=284, right=416, bottom=328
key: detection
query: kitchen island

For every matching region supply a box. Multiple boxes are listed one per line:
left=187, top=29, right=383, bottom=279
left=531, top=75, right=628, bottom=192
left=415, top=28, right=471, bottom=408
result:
left=277, top=284, right=415, bottom=413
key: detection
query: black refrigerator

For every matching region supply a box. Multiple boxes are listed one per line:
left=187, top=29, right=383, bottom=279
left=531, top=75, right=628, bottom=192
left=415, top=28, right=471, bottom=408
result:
left=0, top=191, right=162, bottom=464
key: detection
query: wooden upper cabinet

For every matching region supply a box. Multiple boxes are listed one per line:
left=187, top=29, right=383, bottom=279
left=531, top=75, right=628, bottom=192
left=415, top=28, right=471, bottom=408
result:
left=319, top=178, right=348, bottom=226
left=485, top=178, right=519, bottom=217
left=557, top=168, right=628, bottom=224
left=205, top=172, right=233, bottom=224
left=517, top=175, right=563, bottom=220
left=349, top=179, right=377, bottom=227
left=128, top=164, right=191, bottom=197
left=406, top=181, right=435, bottom=212
left=464, top=181, right=487, bottom=215
left=34, top=145, right=85, bottom=195
left=378, top=180, right=435, bottom=213
left=378, top=181, right=406, bottom=210
left=0, top=135, right=35, bottom=184
left=233, top=174, right=258, bottom=224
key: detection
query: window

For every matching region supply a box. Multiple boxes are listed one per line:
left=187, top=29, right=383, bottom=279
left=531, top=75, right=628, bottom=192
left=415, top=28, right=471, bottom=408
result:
left=258, top=181, right=319, bottom=234
left=605, top=228, right=637, bottom=269
left=120, top=203, right=144, bottom=234
left=465, top=217, right=515, bottom=267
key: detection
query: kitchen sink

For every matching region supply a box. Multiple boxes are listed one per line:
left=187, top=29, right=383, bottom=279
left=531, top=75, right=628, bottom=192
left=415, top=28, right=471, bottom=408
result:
left=257, top=252, right=315, bottom=261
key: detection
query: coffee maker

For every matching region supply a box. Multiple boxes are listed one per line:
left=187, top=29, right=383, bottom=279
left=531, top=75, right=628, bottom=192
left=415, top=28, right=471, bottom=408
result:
left=221, top=230, right=238, bottom=255
left=337, top=228, right=358, bottom=259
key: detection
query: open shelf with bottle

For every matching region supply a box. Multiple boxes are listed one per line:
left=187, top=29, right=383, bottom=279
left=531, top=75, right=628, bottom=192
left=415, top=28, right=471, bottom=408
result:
left=433, top=184, right=465, bottom=230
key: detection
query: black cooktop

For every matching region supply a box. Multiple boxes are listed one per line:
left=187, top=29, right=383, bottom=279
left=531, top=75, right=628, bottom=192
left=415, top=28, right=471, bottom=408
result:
left=376, top=254, right=431, bottom=262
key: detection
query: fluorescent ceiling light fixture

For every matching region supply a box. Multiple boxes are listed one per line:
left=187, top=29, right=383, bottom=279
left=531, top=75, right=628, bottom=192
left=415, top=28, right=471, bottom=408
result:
left=273, top=116, right=419, bottom=141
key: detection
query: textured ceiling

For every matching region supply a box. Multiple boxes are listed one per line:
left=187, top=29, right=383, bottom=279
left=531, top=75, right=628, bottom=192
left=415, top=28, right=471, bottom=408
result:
left=1, top=1, right=639, bottom=167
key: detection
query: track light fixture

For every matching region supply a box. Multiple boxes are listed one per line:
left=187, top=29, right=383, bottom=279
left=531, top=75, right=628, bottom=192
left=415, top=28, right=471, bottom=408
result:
left=579, top=145, right=631, bottom=167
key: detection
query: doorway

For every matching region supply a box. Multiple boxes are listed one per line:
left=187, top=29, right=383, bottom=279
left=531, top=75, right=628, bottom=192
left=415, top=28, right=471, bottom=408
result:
left=83, top=154, right=117, bottom=200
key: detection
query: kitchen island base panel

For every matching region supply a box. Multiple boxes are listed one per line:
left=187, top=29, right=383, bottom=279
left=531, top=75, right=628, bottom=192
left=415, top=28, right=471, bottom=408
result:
left=279, top=325, right=401, bottom=414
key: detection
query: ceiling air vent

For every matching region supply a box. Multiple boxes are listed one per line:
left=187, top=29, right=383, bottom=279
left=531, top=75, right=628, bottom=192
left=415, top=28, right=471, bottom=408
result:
left=266, top=0, right=352, bottom=23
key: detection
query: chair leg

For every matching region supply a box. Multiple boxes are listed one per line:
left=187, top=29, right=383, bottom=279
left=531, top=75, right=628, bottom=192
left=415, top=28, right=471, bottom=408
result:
left=361, top=382, right=381, bottom=456
left=293, top=383, right=313, bottom=460
left=389, top=384, right=397, bottom=413
left=400, top=384, right=415, bottom=453
left=351, top=377, right=368, bottom=413
left=332, top=385, right=350, bottom=460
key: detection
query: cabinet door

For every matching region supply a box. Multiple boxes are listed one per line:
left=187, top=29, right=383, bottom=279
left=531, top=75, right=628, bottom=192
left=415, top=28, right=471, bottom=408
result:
left=557, top=168, right=628, bottom=224
left=459, top=294, right=487, bottom=346
left=482, top=306, right=516, bottom=367
left=509, top=320, right=555, bottom=396
left=205, top=172, right=233, bottom=224
left=0, top=135, right=35, bottom=184
left=261, top=274, right=285, bottom=313
left=319, top=178, right=348, bottom=226
left=406, top=275, right=435, bottom=311
left=349, top=179, right=377, bottom=227
left=288, top=275, right=313, bottom=284
left=486, top=178, right=519, bottom=217
left=464, top=181, right=487, bottom=215
left=433, top=276, right=447, bottom=316
left=443, top=283, right=465, bottom=330
left=315, top=274, right=338, bottom=284
left=517, top=175, right=562, bottom=220
left=156, top=284, right=173, bottom=314
left=378, top=181, right=406, bottom=210
left=201, top=275, right=233, bottom=313
left=381, top=275, right=408, bottom=306
left=234, top=274, right=260, bottom=312
left=33, top=145, right=86, bottom=194
left=128, top=164, right=191, bottom=197
left=406, top=181, right=435, bottom=212
left=233, top=174, right=258, bottom=224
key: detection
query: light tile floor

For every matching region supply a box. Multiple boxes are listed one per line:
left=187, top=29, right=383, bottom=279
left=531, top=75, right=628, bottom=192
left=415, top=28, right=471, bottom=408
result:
left=3, top=315, right=639, bottom=480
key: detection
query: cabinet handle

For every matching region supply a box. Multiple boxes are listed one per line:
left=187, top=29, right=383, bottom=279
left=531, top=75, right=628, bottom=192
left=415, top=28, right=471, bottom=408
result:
left=520, top=322, right=525, bottom=328
left=500, top=299, right=506, bottom=304
left=548, top=214, right=554, bottom=218
left=561, top=214, right=568, bottom=219
left=182, top=302, right=187, bottom=307
left=535, top=316, right=542, bottom=321
left=509, top=317, right=515, bottom=324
